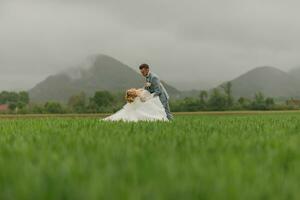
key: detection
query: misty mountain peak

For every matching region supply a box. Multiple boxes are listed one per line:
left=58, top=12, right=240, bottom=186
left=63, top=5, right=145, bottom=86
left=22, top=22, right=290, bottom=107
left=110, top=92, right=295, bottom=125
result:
left=248, top=66, right=283, bottom=73
left=29, top=54, right=179, bottom=103
left=220, top=66, right=300, bottom=98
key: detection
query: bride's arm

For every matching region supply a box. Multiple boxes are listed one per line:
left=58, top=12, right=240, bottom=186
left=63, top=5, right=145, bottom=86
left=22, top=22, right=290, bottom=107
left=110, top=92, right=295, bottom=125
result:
left=138, top=89, right=151, bottom=102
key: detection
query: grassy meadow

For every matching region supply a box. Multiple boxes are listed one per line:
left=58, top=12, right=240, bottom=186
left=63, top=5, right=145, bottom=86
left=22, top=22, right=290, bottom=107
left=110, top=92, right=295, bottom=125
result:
left=0, top=113, right=300, bottom=199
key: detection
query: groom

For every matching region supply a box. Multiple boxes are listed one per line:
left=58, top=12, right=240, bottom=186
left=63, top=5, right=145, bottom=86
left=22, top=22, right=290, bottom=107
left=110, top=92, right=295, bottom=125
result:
left=139, top=64, right=173, bottom=120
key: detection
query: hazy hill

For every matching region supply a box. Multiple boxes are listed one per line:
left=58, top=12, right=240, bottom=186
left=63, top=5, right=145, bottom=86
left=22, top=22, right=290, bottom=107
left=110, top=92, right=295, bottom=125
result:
left=289, top=67, right=300, bottom=80
left=168, top=80, right=217, bottom=91
left=29, top=55, right=180, bottom=103
left=219, top=66, right=300, bottom=99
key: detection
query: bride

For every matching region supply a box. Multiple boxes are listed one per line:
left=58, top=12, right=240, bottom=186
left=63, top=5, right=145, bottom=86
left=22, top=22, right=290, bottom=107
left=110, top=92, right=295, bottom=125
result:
left=103, top=88, right=168, bottom=122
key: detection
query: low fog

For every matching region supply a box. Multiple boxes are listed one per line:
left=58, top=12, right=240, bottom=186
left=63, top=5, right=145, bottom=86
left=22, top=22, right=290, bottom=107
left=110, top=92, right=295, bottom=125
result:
left=1, top=0, right=300, bottom=91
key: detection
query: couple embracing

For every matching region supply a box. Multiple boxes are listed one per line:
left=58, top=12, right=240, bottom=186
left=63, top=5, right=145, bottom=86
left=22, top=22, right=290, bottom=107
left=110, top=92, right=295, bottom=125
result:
left=104, top=64, right=173, bottom=122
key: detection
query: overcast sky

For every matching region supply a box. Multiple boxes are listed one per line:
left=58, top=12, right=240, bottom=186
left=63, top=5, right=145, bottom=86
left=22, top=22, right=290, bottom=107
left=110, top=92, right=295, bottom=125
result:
left=1, top=0, right=300, bottom=90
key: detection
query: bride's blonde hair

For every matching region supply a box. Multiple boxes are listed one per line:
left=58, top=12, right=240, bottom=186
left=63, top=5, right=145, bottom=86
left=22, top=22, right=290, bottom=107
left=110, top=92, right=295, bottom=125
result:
left=125, top=88, right=138, bottom=103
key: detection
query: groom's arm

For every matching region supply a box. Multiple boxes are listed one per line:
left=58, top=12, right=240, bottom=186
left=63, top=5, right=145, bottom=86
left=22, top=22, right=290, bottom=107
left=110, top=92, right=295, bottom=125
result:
left=152, top=77, right=162, bottom=97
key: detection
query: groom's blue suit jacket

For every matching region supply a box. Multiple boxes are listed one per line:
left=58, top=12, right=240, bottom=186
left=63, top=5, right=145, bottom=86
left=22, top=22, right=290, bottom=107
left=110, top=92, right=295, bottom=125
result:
left=145, top=73, right=169, bottom=103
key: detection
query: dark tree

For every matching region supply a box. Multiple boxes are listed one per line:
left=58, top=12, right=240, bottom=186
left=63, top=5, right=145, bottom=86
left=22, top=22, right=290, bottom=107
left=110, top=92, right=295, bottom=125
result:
left=199, top=90, right=208, bottom=104
left=18, top=91, right=29, bottom=104
left=265, top=97, right=275, bottom=108
left=68, top=92, right=86, bottom=113
left=208, top=89, right=227, bottom=111
left=88, top=91, right=115, bottom=112
left=221, top=82, right=234, bottom=107
left=250, top=92, right=267, bottom=110
left=238, top=97, right=246, bottom=105
left=44, top=102, right=64, bottom=114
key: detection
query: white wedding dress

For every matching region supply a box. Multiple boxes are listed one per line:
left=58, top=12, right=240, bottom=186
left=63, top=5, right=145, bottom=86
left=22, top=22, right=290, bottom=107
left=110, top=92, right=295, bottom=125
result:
left=103, top=90, right=168, bottom=122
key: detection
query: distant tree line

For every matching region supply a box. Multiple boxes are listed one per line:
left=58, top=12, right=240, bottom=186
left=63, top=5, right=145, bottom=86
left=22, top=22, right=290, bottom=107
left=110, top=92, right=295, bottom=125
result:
left=0, top=91, right=29, bottom=112
left=0, top=83, right=299, bottom=114
left=170, top=82, right=285, bottom=112
left=0, top=90, right=127, bottom=114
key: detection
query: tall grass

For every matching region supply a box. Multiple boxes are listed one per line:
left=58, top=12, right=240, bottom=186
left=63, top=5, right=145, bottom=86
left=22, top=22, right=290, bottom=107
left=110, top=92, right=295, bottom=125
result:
left=0, top=114, right=300, bottom=200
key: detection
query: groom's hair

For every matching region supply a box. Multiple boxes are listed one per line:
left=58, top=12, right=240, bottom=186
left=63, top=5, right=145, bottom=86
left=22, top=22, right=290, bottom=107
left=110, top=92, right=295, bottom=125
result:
left=139, top=64, right=149, bottom=70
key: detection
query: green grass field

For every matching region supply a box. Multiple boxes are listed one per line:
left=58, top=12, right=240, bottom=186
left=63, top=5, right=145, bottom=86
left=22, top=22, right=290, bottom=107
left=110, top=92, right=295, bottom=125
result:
left=0, top=113, right=300, bottom=200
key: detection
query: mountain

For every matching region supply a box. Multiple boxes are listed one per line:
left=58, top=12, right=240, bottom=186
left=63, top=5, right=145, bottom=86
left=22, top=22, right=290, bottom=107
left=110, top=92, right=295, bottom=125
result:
left=219, top=66, right=300, bottom=99
left=168, top=80, right=218, bottom=91
left=29, top=55, right=180, bottom=103
left=289, top=67, right=300, bottom=80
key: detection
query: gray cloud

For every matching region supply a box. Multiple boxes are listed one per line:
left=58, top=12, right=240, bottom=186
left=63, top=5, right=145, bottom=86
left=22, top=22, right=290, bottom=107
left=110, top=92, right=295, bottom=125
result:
left=1, top=0, right=300, bottom=91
